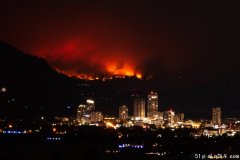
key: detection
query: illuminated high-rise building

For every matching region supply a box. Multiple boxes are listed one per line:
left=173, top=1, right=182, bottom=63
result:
left=212, top=107, right=221, bottom=125
left=158, top=112, right=164, bottom=122
left=163, top=109, right=175, bottom=126
left=175, top=113, right=184, bottom=123
left=119, top=105, right=128, bottom=121
left=77, top=104, right=87, bottom=124
left=91, top=112, right=103, bottom=123
left=86, top=99, right=95, bottom=112
left=76, top=99, right=95, bottom=124
left=134, top=98, right=145, bottom=120
left=147, top=92, right=158, bottom=119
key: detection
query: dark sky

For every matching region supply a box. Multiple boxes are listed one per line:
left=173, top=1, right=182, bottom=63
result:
left=0, top=1, right=240, bottom=114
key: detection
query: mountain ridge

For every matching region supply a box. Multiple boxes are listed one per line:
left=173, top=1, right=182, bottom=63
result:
left=0, top=42, right=82, bottom=120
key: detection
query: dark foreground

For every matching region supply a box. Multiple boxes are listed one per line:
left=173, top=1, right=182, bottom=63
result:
left=1, top=126, right=240, bottom=160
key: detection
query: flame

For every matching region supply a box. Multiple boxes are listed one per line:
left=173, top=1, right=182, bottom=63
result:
left=35, top=39, right=143, bottom=80
left=106, top=62, right=142, bottom=78
left=136, top=73, right=142, bottom=79
left=55, top=62, right=142, bottom=80
left=107, top=64, right=134, bottom=76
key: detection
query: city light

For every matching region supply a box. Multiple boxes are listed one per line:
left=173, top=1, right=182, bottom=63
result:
left=86, top=99, right=94, bottom=104
left=1, top=87, right=7, bottom=92
left=46, top=137, right=61, bottom=141
left=118, top=144, right=144, bottom=149
left=106, top=122, right=117, bottom=129
left=2, top=130, right=27, bottom=134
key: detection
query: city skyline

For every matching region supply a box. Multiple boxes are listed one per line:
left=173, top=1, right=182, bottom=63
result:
left=76, top=93, right=223, bottom=124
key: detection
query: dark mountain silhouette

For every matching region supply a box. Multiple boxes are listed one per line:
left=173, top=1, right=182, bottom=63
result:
left=0, top=42, right=86, bottom=120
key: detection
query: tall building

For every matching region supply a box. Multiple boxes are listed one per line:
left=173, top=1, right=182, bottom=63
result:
left=91, top=112, right=103, bottom=123
left=77, top=104, right=87, bottom=124
left=212, top=107, right=221, bottom=125
left=163, top=109, right=175, bottom=126
left=147, top=92, right=158, bottom=119
left=180, top=113, right=184, bottom=122
left=86, top=99, right=95, bottom=112
left=119, top=105, right=128, bottom=121
left=134, top=98, right=145, bottom=120
left=158, top=112, right=164, bottom=122
left=76, top=99, right=95, bottom=124
left=175, top=113, right=184, bottom=123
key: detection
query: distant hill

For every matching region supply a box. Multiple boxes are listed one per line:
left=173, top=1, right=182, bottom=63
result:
left=0, top=42, right=86, bottom=120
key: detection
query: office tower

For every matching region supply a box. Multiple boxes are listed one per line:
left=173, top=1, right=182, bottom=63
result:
left=147, top=92, right=158, bottom=119
left=175, top=113, right=184, bottom=123
left=86, top=99, right=95, bottom=112
left=77, top=104, right=87, bottom=124
left=212, top=107, right=221, bottom=125
left=119, top=105, right=128, bottom=121
left=91, top=112, right=103, bottom=123
left=158, top=112, right=164, bottom=122
left=134, top=98, right=145, bottom=120
left=163, top=109, right=175, bottom=125
left=77, top=99, right=95, bottom=124
left=179, top=113, right=184, bottom=122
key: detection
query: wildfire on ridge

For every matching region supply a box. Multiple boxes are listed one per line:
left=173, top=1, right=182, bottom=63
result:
left=34, top=39, right=144, bottom=81
left=106, top=63, right=142, bottom=79
left=55, top=64, right=143, bottom=81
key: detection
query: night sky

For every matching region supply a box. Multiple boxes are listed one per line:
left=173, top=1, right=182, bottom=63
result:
left=1, top=1, right=240, bottom=117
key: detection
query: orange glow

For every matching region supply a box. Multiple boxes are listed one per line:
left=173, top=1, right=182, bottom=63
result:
left=136, top=73, right=142, bottom=79
left=52, top=128, right=57, bottom=132
left=106, top=122, right=117, bottom=129
left=35, top=39, right=144, bottom=80
left=55, top=62, right=143, bottom=80
left=106, top=63, right=134, bottom=76
left=105, top=62, right=143, bottom=79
